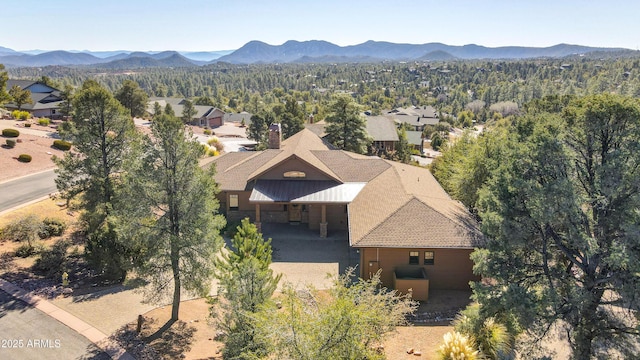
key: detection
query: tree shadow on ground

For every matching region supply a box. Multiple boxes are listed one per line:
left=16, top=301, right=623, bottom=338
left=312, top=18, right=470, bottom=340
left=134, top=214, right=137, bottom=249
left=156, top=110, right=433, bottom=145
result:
left=144, top=318, right=196, bottom=359
left=0, top=252, right=14, bottom=272
left=68, top=276, right=148, bottom=303
left=0, top=288, right=32, bottom=320
left=76, top=344, right=111, bottom=360
left=112, top=316, right=196, bottom=360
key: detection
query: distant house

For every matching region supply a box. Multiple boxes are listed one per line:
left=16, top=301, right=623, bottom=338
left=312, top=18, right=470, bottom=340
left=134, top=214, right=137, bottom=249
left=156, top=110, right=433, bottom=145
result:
left=209, top=127, right=483, bottom=299
left=224, top=112, right=253, bottom=125
left=406, top=130, right=424, bottom=154
left=387, top=106, right=439, bottom=131
left=4, top=80, right=63, bottom=119
left=148, top=97, right=225, bottom=127
left=307, top=116, right=400, bottom=153
left=305, top=119, right=327, bottom=138
left=366, top=116, right=399, bottom=152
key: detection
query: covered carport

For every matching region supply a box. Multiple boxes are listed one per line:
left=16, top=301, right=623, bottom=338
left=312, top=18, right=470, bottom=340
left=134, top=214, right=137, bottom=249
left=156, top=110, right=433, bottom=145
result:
left=248, top=179, right=365, bottom=237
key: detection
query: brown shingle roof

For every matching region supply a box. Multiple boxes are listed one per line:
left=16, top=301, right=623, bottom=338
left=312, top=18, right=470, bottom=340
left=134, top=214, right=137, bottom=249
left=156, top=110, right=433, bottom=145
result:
left=366, top=116, right=399, bottom=142
left=212, top=151, right=281, bottom=191
left=353, top=198, right=483, bottom=248
left=247, top=129, right=341, bottom=182
left=312, top=150, right=391, bottom=182
left=212, top=128, right=482, bottom=249
left=348, top=161, right=483, bottom=248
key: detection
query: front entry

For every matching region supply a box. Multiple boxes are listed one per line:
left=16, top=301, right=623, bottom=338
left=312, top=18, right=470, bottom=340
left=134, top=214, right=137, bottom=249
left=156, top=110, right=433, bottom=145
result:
left=288, top=204, right=302, bottom=222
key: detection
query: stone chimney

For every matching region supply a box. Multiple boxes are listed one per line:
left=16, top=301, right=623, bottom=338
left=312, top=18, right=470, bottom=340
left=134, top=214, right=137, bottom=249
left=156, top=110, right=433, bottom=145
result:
left=268, top=123, right=282, bottom=149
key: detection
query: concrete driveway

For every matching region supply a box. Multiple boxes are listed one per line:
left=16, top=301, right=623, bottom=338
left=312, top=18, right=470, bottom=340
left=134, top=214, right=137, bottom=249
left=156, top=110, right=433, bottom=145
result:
left=257, top=223, right=359, bottom=290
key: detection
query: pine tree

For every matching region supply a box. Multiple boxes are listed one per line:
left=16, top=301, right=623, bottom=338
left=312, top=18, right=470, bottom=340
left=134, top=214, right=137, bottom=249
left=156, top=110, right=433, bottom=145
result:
left=114, top=79, right=148, bottom=118
left=324, top=94, right=370, bottom=154
left=213, top=218, right=281, bottom=359
left=127, top=112, right=225, bottom=321
left=395, top=127, right=412, bottom=163
left=54, top=80, right=140, bottom=281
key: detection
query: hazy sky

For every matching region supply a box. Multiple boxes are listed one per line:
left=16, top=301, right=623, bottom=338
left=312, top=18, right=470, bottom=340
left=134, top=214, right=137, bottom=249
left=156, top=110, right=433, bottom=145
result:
left=3, top=0, right=638, bottom=52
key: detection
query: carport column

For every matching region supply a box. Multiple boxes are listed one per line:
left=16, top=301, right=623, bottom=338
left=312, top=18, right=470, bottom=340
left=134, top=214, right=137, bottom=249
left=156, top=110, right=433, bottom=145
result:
left=320, top=204, right=328, bottom=238
left=255, top=204, right=261, bottom=233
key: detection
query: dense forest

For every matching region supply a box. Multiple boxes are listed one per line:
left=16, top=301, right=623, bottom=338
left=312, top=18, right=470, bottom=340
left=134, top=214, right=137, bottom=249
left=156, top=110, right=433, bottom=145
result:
left=7, top=56, right=640, bottom=121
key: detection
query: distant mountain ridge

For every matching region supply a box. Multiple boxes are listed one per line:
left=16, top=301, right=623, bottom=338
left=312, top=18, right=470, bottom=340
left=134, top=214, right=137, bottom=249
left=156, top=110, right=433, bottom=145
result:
left=0, top=41, right=634, bottom=68
left=215, top=40, right=632, bottom=64
left=0, top=49, right=231, bottom=67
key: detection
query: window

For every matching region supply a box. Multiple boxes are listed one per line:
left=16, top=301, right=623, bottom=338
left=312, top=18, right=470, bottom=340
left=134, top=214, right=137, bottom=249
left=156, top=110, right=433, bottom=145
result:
left=409, top=251, right=419, bottom=265
left=424, top=251, right=434, bottom=265
left=229, top=194, right=239, bottom=210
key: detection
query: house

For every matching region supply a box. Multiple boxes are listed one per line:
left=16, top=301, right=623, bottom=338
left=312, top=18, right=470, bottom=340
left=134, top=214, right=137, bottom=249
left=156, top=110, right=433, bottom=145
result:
left=4, top=80, right=64, bottom=119
left=224, top=112, right=253, bottom=125
left=387, top=106, right=439, bottom=131
left=308, top=116, right=400, bottom=153
left=209, top=126, right=483, bottom=299
left=366, top=116, right=399, bottom=152
left=406, top=130, right=424, bottom=154
left=148, top=97, right=225, bottom=127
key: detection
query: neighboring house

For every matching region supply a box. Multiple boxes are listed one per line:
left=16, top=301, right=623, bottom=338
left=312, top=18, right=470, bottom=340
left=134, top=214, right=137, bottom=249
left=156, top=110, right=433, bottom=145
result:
left=305, top=120, right=327, bottom=138
left=366, top=116, right=399, bottom=152
left=406, top=130, right=424, bottom=154
left=209, top=126, right=483, bottom=299
left=224, top=112, right=253, bottom=125
left=5, top=80, right=63, bottom=119
left=306, top=116, right=400, bottom=153
left=387, top=106, right=439, bottom=131
left=148, top=97, right=225, bottom=127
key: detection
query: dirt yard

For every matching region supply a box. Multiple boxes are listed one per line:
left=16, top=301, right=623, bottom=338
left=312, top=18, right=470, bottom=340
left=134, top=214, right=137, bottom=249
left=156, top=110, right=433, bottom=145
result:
left=111, top=298, right=455, bottom=360
left=0, top=124, right=64, bottom=182
left=117, top=297, right=454, bottom=360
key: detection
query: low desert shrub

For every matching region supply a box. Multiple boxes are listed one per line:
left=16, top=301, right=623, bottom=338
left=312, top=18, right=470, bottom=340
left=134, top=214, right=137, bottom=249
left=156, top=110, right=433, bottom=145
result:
left=438, top=331, right=478, bottom=360
left=33, top=239, right=71, bottom=277
left=38, top=218, right=67, bottom=239
left=203, top=129, right=212, bottom=135
left=15, top=242, right=45, bottom=258
left=453, top=304, right=512, bottom=360
left=24, top=123, right=31, bottom=127
left=1, top=214, right=41, bottom=244
left=11, top=110, right=30, bottom=120
left=6, top=139, right=16, bottom=148
left=38, top=118, right=50, bottom=126
left=15, top=243, right=36, bottom=257
left=2, top=128, right=20, bottom=137
left=207, top=136, right=224, bottom=151
left=18, top=154, right=32, bottom=162
left=53, top=139, right=72, bottom=151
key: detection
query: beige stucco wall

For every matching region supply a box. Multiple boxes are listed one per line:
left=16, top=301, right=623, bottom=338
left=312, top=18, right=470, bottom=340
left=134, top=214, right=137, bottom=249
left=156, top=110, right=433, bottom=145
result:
left=360, top=247, right=478, bottom=290
left=394, top=277, right=430, bottom=301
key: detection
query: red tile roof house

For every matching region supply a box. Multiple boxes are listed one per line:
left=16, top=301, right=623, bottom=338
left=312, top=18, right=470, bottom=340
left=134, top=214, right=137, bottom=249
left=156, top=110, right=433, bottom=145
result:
left=208, top=125, right=483, bottom=301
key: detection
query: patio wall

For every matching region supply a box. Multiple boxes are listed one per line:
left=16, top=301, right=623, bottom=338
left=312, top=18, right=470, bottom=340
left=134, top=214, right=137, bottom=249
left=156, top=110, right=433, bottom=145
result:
left=359, top=247, right=478, bottom=290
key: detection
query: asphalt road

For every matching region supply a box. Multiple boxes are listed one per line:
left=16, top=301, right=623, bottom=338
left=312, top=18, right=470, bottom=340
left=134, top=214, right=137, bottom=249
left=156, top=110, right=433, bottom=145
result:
left=0, top=289, right=109, bottom=360
left=0, top=169, right=57, bottom=213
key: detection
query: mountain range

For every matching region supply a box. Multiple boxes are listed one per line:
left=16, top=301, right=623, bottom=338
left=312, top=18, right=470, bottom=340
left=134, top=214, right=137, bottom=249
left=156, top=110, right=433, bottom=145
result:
left=0, top=41, right=634, bottom=68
